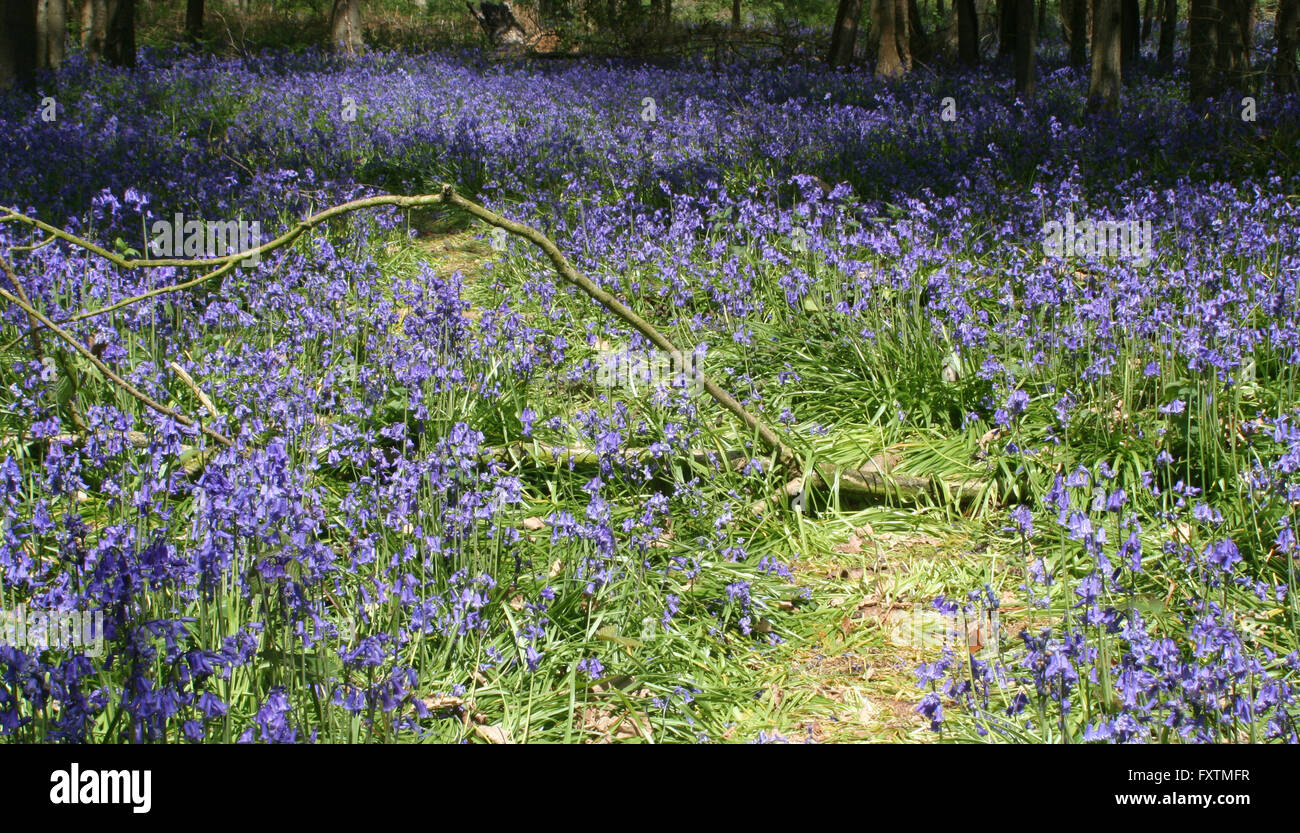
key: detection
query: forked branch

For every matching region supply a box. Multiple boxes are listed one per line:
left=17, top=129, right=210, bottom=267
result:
left=1, top=185, right=798, bottom=471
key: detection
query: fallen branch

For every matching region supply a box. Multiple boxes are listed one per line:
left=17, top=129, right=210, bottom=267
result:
left=490, top=442, right=987, bottom=510
left=0, top=193, right=450, bottom=324
left=0, top=285, right=233, bottom=448
left=0, top=253, right=44, bottom=358
left=433, top=184, right=798, bottom=473
left=1, top=186, right=993, bottom=514
left=168, top=361, right=219, bottom=419
left=2, top=185, right=796, bottom=472
left=489, top=441, right=750, bottom=471
left=748, top=457, right=988, bottom=516
left=43, top=430, right=217, bottom=476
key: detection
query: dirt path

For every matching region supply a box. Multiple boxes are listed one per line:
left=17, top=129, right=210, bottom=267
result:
left=737, top=515, right=961, bottom=742
left=412, top=228, right=945, bottom=743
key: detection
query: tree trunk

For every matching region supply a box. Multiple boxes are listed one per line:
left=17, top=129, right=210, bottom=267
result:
left=898, top=0, right=914, bottom=71
left=958, top=0, right=979, bottom=62
left=1065, top=0, right=1089, bottom=65
left=828, top=0, right=863, bottom=65
left=1, top=0, right=39, bottom=88
left=908, top=0, right=928, bottom=61
left=330, top=0, right=364, bottom=54
left=104, top=0, right=135, bottom=67
left=35, top=0, right=66, bottom=69
left=82, top=0, right=109, bottom=62
left=0, top=13, right=11, bottom=89
left=185, top=0, right=204, bottom=42
left=732, top=0, right=740, bottom=27
left=649, top=0, right=672, bottom=25
left=999, top=0, right=1017, bottom=55
left=0, top=25, right=11, bottom=90
left=874, top=0, right=911, bottom=77
left=1141, top=0, right=1153, bottom=40
left=1278, top=0, right=1300, bottom=94
left=1015, top=0, right=1035, bottom=95
left=1037, top=0, right=1045, bottom=33
left=1215, top=0, right=1252, bottom=90
left=1121, top=0, right=1139, bottom=67
left=1158, top=0, right=1176, bottom=62
left=1088, top=0, right=1123, bottom=110
left=1188, top=0, right=1220, bottom=100
left=468, top=2, right=530, bottom=46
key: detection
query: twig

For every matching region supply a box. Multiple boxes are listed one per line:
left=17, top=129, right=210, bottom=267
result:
left=6, top=233, right=56, bottom=253
left=45, top=430, right=216, bottom=476
left=0, top=286, right=233, bottom=448
left=168, top=361, right=219, bottom=419
left=1, top=193, right=450, bottom=324
left=0, top=256, right=44, bottom=358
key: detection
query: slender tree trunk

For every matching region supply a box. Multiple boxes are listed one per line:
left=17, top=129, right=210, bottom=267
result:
left=82, top=0, right=109, bottom=61
left=1189, top=0, right=1220, bottom=100
left=1016, top=0, right=1036, bottom=95
left=0, top=27, right=12, bottom=90
left=908, top=0, right=928, bottom=61
left=1, top=0, right=39, bottom=87
left=104, top=0, right=135, bottom=67
left=1278, top=0, right=1300, bottom=94
left=1216, top=0, right=1239, bottom=84
left=1121, top=0, right=1139, bottom=66
left=828, top=0, right=863, bottom=65
left=1067, top=0, right=1089, bottom=65
left=898, top=0, right=914, bottom=70
left=1158, top=0, right=1176, bottom=62
left=37, top=0, right=48, bottom=68
left=1140, top=0, right=1153, bottom=40
left=958, top=0, right=980, bottom=62
left=875, top=0, right=910, bottom=76
left=0, top=12, right=12, bottom=89
left=999, top=0, right=1017, bottom=54
left=36, top=1, right=57, bottom=69
left=1215, top=0, right=1252, bottom=90
left=330, top=0, right=364, bottom=54
left=185, top=0, right=204, bottom=42
left=732, top=0, right=740, bottom=26
left=1037, top=0, right=1045, bottom=33
left=35, top=0, right=66, bottom=69
left=1088, top=0, right=1123, bottom=110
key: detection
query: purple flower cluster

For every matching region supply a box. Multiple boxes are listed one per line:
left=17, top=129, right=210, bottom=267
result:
left=1, top=39, right=1297, bottom=742
left=919, top=460, right=1298, bottom=743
